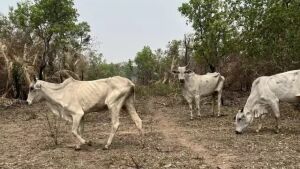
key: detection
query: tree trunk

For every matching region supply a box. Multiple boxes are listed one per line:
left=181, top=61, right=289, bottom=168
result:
left=1, top=45, right=13, bottom=97
left=1, top=43, right=34, bottom=98
left=39, top=36, right=52, bottom=80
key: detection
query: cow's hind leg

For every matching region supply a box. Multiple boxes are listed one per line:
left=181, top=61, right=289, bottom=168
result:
left=104, top=103, right=122, bottom=150
left=216, top=76, right=225, bottom=117
left=71, top=113, right=86, bottom=150
left=125, top=97, right=143, bottom=134
left=217, top=90, right=222, bottom=117
left=212, top=93, right=217, bottom=116
left=125, top=96, right=144, bottom=147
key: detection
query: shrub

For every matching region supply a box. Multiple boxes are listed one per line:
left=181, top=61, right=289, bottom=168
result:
left=135, top=83, right=179, bottom=97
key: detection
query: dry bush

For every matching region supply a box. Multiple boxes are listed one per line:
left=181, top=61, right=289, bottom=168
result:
left=42, top=112, right=62, bottom=146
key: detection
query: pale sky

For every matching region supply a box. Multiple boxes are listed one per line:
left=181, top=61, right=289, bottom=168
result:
left=0, top=0, right=192, bottom=63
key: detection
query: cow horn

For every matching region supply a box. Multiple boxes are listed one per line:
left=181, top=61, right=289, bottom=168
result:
left=34, top=75, right=38, bottom=83
left=186, top=59, right=190, bottom=67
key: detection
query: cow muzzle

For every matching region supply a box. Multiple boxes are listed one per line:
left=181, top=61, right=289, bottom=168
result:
left=235, top=130, right=242, bottom=134
left=26, top=100, right=32, bottom=105
left=179, top=79, right=185, bottom=83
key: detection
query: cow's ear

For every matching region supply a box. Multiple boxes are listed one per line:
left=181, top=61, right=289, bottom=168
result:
left=239, top=107, right=244, bottom=113
left=185, top=69, right=192, bottom=74
left=172, top=70, right=179, bottom=74
left=233, top=115, right=236, bottom=121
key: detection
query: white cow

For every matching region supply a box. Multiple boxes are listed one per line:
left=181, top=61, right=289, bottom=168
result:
left=235, top=70, right=300, bottom=134
left=173, top=66, right=225, bottom=119
left=27, top=76, right=143, bottom=150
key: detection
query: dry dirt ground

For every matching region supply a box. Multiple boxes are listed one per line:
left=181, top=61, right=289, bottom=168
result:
left=0, top=96, right=299, bottom=169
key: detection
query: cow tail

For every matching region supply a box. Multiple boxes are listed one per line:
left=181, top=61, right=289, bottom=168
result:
left=126, top=82, right=136, bottom=103
left=132, top=84, right=136, bottom=102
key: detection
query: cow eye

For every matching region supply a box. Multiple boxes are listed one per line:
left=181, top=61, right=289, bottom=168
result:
left=30, top=87, right=34, bottom=91
left=237, top=118, right=242, bottom=122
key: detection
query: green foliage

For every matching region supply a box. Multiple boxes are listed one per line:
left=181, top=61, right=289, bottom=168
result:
left=7, top=0, right=91, bottom=79
left=134, top=46, right=158, bottom=84
left=86, top=51, right=104, bottom=80
left=166, top=40, right=180, bottom=60
left=123, top=59, right=134, bottom=79
left=86, top=51, right=128, bottom=80
left=165, top=40, right=181, bottom=66
left=29, top=0, right=78, bottom=35
left=0, top=15, right=13, bottom=40
left=98, top=63, right=120, bottom=78
left=179, top=0, right=300, bottom=76
left=135, top=83, right=179, bottom=97
left=235, top=0, right=300, bottom=72
left=179, top=0, right=237, bottom=68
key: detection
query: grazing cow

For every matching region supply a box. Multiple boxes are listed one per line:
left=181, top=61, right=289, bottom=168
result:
left=172, top=66, right=225, bottom=119
left=235, top=70, right=300, bottom=134
left=27, top=76, right=143, bottom=150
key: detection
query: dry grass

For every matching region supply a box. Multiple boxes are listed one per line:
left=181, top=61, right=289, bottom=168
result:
left=0, top=96, right=299, bottom=169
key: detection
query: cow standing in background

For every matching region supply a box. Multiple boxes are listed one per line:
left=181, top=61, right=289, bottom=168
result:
left=27, top=76, right=143, bottom=150
left=235, top=70, right=300, bottom=134
left=173, top=66, right=225, bottom=119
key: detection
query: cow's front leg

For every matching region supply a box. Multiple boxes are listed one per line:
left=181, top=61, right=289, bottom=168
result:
left=77, top=117, right=92, bottom=146
left=270, top=99, right=280, bottom=133
left=185, top=97, right=194, bottom=120
left=256, top=114, right=265, bottom=133
left=212, top=94, right=216, bottom=116
left=71, top=113, right=86, bottom=150
left=275, top=115, right=280, bottom=134
left=195, top=95, right=201, bottom=117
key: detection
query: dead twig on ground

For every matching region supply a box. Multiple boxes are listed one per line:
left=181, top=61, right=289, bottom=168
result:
left=129, top=155, right=142, bottom=169
left=43, top=112, right=61, bottom=146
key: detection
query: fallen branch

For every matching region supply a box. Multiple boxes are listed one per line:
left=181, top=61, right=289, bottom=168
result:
left=130, top=155, right=142, bottom=169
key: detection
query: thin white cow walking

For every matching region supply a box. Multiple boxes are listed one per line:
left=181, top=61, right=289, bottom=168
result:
left=27, top=76, right=143, bottom=150
left=173, top=66, right=225, bottom=119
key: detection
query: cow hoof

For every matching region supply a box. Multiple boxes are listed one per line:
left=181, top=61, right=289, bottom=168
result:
left=256, top=129, right=260, bottom=133
left=86, top=140, right=92, bottom=146
left=103, top=145, right=110, bottom=150
left=74, top=145, right=81, bottom=151
left=275, top=129, right=280, bottom=134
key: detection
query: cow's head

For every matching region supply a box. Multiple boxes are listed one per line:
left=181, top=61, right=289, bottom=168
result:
left=172, top=66, right=192, bottom=84
left=234, top=108, right=253, bottom=134
left=26, top=77, right=43, bottom=105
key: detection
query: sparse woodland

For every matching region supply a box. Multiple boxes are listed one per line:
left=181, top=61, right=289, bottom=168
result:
left=1, top=0, right=300, bottom=99
left=0, top=1, right=299, bottom=168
